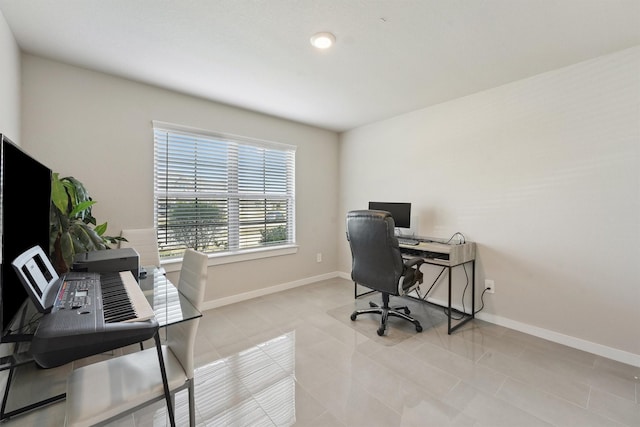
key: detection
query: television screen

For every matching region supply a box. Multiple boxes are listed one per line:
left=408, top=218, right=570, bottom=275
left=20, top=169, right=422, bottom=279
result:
left=0, top=134, right=52, bottom=340
left=368, top=201, right=411, bottom=229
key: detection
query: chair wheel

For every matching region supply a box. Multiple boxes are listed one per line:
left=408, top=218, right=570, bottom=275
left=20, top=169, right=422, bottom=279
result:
left=369, top=301, right=377, bottom=308
left=377, top=327, right=385, bottom=336
left=404, top=308, right=411, bottom=315
left=350, top=313, right=357, bottom=321
left=416, top=324, right=423, bottom=333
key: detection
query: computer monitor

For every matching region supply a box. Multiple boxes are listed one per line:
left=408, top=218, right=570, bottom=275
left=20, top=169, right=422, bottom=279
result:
left=368, top=202, right=411, bottom=229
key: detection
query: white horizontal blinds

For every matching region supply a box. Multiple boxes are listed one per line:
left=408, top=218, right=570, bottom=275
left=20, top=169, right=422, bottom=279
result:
left=154, top=129, right=230, bottom=257
left=153, top=123, right=295, bottom=258
left=237, top=145, right=294, bottom=248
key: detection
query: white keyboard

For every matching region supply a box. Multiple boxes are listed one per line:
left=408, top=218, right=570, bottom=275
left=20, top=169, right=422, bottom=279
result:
left=398, top=238, right=419, bottom=246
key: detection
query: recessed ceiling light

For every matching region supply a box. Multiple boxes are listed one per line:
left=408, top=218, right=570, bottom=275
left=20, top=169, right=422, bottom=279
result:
left=310, top=32, right=335, bottom=49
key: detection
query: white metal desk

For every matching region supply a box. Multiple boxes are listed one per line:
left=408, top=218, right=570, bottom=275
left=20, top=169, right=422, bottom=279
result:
left=399, top=239, right=476, bottom=334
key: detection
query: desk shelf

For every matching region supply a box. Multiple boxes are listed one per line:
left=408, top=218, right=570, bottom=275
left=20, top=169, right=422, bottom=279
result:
left=399, top=239, right=476, bottom=266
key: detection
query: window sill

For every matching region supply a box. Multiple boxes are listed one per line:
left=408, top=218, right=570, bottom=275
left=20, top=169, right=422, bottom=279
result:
left=161, top=244, right=299, bottom=273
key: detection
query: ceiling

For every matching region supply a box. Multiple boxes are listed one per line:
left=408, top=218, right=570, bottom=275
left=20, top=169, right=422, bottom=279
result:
left=1, top=0, right=639, bottom=132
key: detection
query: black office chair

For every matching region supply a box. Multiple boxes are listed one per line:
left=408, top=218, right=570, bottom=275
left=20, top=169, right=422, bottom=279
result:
left=346, top=209, right=425, bottom=336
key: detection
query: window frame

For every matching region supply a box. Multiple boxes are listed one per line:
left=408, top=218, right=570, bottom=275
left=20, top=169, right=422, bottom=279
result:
left=152, top=121, right=297, bottom=262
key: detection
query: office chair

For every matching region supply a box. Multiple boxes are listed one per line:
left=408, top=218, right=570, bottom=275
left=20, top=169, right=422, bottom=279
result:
left=346, top=210, right=425, bottom=336
left=64, top=249, right=208, bottom=427
left=119, top=227, right=162, bottom=269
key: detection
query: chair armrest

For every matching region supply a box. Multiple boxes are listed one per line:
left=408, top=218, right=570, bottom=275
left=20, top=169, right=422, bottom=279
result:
left=400, top=256, right=425, bottom=294
left=403, top=257, right=424, bottom=269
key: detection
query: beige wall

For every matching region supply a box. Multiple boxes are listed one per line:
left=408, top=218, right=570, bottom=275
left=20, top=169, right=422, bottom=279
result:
left=0, top=10, right=20, bottom=142
left=20, top=54, right=340, bottom=304
left=339, top=46, right=640, bottom=363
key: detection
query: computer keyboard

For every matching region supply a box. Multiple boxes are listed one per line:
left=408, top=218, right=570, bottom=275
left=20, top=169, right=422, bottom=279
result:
left=398, top=238, right=419, bottom=246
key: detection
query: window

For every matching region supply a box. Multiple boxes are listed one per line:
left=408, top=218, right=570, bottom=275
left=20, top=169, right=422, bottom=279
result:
left=153, top=121, right=296, bottom=259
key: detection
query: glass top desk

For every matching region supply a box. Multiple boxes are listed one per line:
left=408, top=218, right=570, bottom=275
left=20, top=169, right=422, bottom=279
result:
left=139, top=266, right=201, bottom=328
left=0, top=266, right=201, bottom=421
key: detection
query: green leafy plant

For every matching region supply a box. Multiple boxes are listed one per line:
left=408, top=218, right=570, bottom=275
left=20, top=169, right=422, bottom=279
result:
left=49, top=173, right=125, bottom=273
left=165, top=200, right=226, bottom=253
left=260, top=225, right=287, bottom=244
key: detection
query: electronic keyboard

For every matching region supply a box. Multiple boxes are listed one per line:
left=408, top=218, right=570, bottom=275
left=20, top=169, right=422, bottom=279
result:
left=12, top=246, right=158, bottom=368
left=30, top=270, right=158, bottom=368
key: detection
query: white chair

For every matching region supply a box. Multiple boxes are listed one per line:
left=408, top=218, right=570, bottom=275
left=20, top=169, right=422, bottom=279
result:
left=119, top=227, right=162, bottom=268
left=64, top=249, right=208, bottom=427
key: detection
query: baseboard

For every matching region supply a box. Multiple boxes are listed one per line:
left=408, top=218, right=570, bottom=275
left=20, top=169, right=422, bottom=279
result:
left=201, top=271, right=340, bottom=311
left=202, top=272, right=640, bottom=368
left=423, top=294, right=640, bottom=368
left=474, top=311, right=640, bottom=368
left=337, top=271, right=351, bottom=280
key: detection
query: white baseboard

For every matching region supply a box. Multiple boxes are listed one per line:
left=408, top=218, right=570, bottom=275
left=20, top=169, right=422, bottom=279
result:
left=337, top=271, right=351, bottom=280
left=474, top=311, right=640, bottom=368
left=201, top=271, right=340, bottom=311
left=420, top=293, right=640, bottom=368
left=202, top=272, right=640, bottom=368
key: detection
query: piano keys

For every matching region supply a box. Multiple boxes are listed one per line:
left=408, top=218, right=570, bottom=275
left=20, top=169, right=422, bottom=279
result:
left=30, top=270, right=158, bottom=368
left=99, top=272, right=155, bottom=323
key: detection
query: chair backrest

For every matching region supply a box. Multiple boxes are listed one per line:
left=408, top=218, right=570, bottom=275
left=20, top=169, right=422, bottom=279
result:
left=119, top=227, right=161, bottom=268
left=346, top=210, right=404, bottom=295
left=168, top=249, right=208, bottom=379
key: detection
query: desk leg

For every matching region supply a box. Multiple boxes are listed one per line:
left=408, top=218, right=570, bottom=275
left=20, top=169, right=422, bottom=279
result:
left=155, top=333, right=176, bottom=427
left=0, top=351, right=66, bottom=421
left=447, top=266, right=452, bottom=334
left=471, top=260, right=476, bottom=319
left=0, top=362, right=16, bottom=419
left=412, top=258, right=476, bottom=335
left=447, top=261, right=475, bottom=334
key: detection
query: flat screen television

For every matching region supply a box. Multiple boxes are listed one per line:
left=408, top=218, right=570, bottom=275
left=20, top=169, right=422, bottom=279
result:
left=368, top=201, right=411, bottom=229
left=0, top=134, right=52, bottom=342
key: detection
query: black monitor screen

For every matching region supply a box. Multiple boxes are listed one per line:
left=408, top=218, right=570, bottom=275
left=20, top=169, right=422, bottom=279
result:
left=368, top=202, right=411, bottom=229
left=0, top=135, right=52, bottom=340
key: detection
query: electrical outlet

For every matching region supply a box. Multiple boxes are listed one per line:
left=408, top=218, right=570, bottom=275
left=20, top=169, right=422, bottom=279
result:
left=484, top=279, right=495, bottom=294
left=316, top=253, right=322, bottom=263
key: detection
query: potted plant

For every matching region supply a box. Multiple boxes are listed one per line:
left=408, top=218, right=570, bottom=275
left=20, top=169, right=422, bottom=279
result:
left=49, top=173, right=125, bottom=273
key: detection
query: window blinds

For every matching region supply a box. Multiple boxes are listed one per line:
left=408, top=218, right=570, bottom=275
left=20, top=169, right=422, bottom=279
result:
left=153, top=122, right=296, bottom=258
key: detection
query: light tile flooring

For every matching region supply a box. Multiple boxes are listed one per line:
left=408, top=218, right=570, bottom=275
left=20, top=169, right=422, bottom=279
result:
left=2, top=277, right=639, bottom=426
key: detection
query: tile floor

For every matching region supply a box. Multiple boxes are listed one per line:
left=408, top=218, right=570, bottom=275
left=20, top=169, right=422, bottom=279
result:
left=2, top=277, right=639, bottom=426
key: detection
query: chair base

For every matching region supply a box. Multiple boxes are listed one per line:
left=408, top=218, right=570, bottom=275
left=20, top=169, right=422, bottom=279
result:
left=350, top=293, right=423, bottom=336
